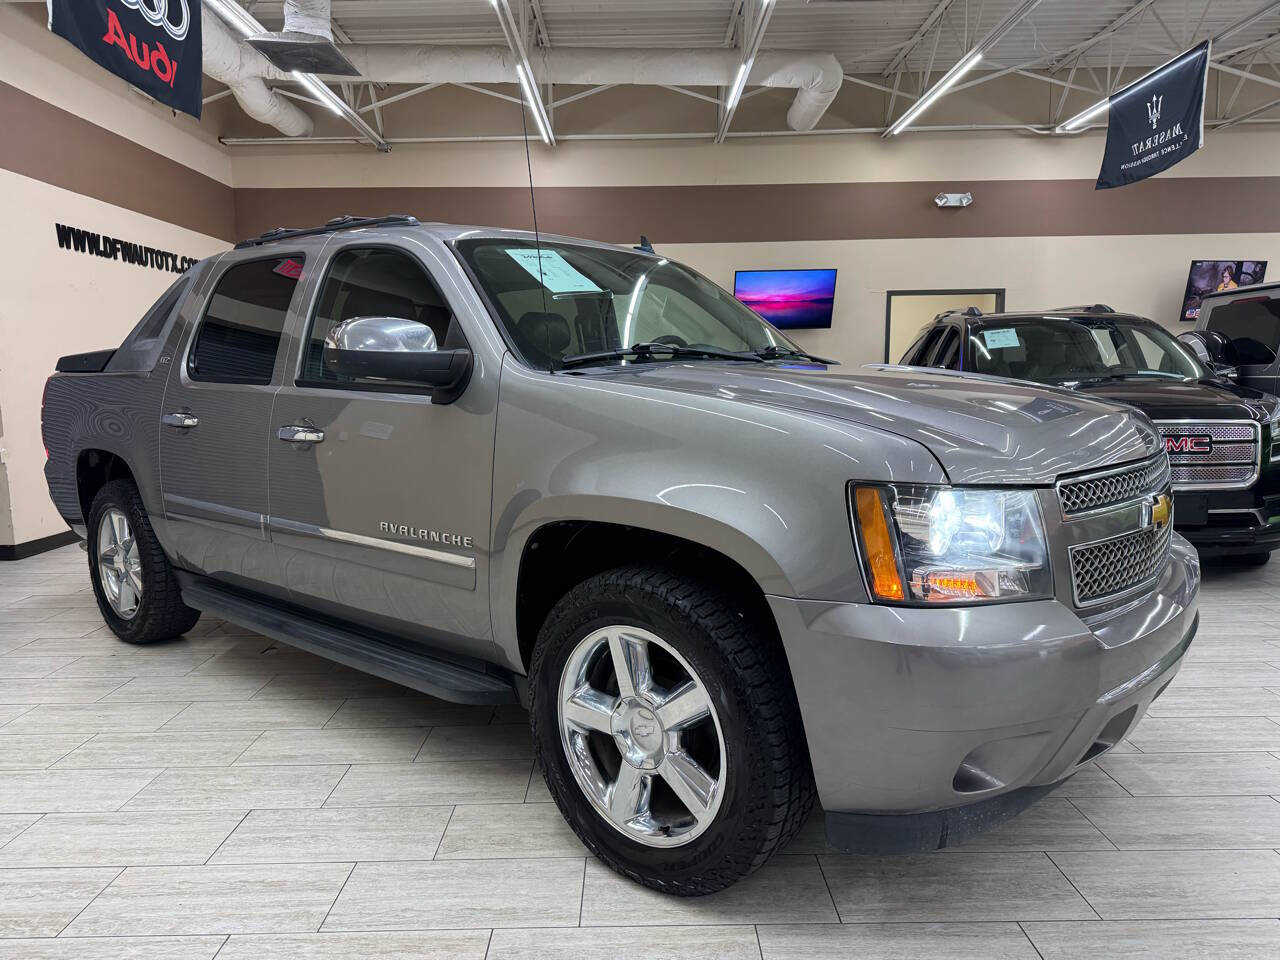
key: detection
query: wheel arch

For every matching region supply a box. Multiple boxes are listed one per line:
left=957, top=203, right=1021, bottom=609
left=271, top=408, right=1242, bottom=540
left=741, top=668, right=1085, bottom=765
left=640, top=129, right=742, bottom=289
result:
left=496, top=497, right=793, bottom=676
left=75, top=447, right=141, bottom=524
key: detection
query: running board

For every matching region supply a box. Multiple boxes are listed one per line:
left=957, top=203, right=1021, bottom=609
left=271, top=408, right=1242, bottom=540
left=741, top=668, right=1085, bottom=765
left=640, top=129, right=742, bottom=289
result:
left=179, top=579, right=516, bottom=705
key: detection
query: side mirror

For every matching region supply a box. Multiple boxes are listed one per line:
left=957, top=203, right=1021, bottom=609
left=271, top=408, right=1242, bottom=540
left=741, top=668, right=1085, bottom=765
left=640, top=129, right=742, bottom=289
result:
left=323, top=316, right=472, bottom=404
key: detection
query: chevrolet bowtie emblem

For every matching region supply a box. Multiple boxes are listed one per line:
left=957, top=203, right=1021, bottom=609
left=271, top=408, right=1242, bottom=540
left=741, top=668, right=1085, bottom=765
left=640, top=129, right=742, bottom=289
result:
left=1149, top=493, right=1172, bottom=530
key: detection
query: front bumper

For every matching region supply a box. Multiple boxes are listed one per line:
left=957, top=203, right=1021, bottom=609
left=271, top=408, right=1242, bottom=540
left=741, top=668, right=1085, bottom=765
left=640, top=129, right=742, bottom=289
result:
left=1176, top=519, right=1280, bottom=557
left=768, top=533, right=1199, bottom=852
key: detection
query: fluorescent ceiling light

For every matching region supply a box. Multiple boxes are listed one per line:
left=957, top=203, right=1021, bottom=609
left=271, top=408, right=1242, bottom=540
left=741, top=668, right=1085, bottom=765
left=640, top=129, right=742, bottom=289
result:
left=1057, top=98, right=1110, bottom=133
left=515, top=63, right=553, bottom=144
left=204, top=0, right=258, bottom=38
left=725, top=60, right=752, bottom=114
left=888, top=50, right=982, bottom=136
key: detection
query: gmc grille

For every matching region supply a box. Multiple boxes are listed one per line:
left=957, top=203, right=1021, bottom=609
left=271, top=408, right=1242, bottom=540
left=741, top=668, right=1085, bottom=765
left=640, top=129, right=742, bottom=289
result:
left=1156, top=421, right=1260, bottom=491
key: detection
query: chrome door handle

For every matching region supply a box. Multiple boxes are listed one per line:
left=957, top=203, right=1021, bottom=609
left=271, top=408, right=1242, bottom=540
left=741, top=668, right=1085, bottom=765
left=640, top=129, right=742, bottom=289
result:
left=161, top=413, right=199, bottom=428
left=278, top=424, right=325, bottom=444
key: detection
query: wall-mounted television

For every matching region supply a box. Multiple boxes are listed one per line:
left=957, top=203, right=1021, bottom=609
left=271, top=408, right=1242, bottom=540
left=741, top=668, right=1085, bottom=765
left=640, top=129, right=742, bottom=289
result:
left=734, top=269, right=837, bottom=330
left=1180, top=260, right=1267, bottom=322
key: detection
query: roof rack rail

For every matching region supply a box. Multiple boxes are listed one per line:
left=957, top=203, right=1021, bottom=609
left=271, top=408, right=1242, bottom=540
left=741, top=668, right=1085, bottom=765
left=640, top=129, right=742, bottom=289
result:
left=1054, top=303, right=1115, bottom=314
left=235, top=214, right=421, bottom=250
left=934, top=306, right=984, bottom=321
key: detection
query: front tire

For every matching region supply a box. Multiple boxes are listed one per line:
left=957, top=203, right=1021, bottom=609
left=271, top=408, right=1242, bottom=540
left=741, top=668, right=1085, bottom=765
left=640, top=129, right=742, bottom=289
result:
left=529, top=565, right=814, bottom=895
left=87, top=479, right=200, bottom=644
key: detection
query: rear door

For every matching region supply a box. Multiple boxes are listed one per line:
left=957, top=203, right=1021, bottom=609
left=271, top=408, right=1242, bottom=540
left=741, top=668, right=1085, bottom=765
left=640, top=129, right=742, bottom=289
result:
left=159, top=252, right=308, bottom=593
left=266, top=239, right=498, bottom=656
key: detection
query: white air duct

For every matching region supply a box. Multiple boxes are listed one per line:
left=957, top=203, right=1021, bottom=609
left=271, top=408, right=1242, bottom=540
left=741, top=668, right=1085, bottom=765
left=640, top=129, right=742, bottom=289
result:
left=237, top=44, right=845, bottom=132
left=282, top=0, right=332, bottom=40
left=203, top=9, right=313, bottom=137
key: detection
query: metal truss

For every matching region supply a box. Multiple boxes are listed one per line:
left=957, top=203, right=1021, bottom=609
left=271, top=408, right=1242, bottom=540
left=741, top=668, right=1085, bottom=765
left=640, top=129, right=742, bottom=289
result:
left=217, top=0, right=1280, bottom=147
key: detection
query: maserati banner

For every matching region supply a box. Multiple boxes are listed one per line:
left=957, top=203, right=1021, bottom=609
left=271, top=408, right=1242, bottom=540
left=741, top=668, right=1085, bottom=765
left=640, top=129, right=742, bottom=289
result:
left=1096, top=41, right=1209, bottom=190
left=47, top=0, right=202, bottom=119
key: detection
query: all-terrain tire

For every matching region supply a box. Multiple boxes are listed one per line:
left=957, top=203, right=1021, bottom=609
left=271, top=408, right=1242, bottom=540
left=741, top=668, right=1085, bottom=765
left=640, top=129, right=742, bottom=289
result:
left=86, top=479, right=200, bottom=644
left=529, top=564, right=815, bottom=895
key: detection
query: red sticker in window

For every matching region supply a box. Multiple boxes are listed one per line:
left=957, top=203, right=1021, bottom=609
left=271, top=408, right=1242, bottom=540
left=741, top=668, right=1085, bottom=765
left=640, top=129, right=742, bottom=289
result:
left=274, top=259, right=304, bottom=280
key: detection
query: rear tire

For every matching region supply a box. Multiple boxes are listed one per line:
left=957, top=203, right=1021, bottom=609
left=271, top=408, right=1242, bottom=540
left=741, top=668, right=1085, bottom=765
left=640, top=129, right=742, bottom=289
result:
left=87, top=479, right=200, bottom=644
left=529, top=564, right=814, bottom=895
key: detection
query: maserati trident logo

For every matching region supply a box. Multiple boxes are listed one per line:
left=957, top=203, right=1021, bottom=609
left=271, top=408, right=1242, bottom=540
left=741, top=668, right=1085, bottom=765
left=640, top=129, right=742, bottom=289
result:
left=1147, top=93, right=1163, bottom=130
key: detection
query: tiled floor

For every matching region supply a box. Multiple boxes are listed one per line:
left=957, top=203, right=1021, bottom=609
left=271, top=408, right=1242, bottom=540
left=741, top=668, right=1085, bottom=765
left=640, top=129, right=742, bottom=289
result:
left=0, top=546, right=1279, bottom=958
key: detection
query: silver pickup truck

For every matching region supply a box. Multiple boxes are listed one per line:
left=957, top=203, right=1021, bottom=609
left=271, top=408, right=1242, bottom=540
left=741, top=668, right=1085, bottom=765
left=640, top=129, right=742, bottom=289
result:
left=41, top=215, right=1199, bottom=895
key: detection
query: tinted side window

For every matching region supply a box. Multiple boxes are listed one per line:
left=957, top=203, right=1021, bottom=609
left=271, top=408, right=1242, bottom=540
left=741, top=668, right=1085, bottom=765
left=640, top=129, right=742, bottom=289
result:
left=928, top=328, right=960, bottom=368
left=189, top=257, right=303, bottom=384
left=1206, top=298, right=1280, bottom=365
left=906, top=329, right=941, bottom=365
left=130, top=276, right=190, bottom=344
left=300, top=247, right=457, bottom=388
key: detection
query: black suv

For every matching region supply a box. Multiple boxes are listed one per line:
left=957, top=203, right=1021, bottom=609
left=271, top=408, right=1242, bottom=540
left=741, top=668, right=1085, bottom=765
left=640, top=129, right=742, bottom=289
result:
left=900, top=306, right=1280, bottom=562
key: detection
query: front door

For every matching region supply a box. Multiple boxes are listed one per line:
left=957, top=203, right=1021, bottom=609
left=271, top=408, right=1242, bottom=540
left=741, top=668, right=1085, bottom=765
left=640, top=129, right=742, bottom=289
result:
left=267, top=242, right=497, bottom=656
left=159, top=252, right=308, bottom=593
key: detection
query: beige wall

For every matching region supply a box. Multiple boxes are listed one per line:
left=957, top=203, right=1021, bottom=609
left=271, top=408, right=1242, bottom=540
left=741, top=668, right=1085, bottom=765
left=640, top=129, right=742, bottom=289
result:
left=0, top=4, right=230, bottom=547
left=0, top=169, right=227, bottom=545
left=661, top=233, right=1280, bottom=364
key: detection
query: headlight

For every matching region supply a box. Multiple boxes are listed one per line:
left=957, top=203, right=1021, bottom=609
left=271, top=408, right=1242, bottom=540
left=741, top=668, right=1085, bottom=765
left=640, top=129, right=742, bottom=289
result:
left=851, top=483, right=1052, bottom=604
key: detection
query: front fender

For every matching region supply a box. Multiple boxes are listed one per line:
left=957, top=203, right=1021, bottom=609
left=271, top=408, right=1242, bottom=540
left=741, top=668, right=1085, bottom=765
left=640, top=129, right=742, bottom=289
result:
left=488, top=357, right=948, bottom=670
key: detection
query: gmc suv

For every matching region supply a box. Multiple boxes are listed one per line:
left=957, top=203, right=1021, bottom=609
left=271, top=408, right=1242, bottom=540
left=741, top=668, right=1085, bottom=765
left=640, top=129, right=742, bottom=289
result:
left=902, top=306, right=1280, bottom=563
left=42, top=216, right=1198, bottom=895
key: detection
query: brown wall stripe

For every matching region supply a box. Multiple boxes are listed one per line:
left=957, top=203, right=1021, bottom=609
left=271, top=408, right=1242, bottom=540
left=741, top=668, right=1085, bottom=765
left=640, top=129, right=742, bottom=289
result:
left=0, top=80, right=236, bottom=242
left=4, top=79, right=1280, bottom=247
left=234, top=177, right=1280, bottom=245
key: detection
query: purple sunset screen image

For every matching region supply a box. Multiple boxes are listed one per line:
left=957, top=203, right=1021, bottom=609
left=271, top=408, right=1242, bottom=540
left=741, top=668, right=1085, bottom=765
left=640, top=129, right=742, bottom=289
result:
left=734, top=269, right=837, bottom=329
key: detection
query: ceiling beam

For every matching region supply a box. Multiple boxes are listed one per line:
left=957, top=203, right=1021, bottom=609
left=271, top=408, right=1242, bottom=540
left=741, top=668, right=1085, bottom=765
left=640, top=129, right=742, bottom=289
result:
left=1047, top=0, right=1163, bottom=73
left=885, top=0, right=1045, bottom=136
left=882, top=0, right=958, bottom=78
left=716, top=0, right=776, bottom=143
left=490, top=0, right=555, bottom=144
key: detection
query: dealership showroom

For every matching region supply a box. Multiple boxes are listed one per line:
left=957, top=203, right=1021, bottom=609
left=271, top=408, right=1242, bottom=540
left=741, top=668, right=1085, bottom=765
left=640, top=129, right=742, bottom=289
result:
left=9, top=0, right=1280, bottom=957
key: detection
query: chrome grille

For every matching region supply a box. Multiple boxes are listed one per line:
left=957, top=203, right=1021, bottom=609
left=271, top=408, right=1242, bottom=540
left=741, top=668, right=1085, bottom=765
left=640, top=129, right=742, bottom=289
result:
left=1156, top=420, right=1261, bottom=491
left=1057, top=455, right=1170, bottom=517
left=1070, top=522, right=1173, bottom=606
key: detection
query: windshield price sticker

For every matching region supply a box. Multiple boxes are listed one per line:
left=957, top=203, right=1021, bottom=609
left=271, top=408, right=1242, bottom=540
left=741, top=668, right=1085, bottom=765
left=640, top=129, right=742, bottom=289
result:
left=504, top=249, right=601, bottom=294
left=983, top=328, right=1021, bottom=349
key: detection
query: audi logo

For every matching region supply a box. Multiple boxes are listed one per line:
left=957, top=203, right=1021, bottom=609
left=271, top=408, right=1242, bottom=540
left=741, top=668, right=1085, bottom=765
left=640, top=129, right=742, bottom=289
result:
left=119, top=0, right=190, bottom=42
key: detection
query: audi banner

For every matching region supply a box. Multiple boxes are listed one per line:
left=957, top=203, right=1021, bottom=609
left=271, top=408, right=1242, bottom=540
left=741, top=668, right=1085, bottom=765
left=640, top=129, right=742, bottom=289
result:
left=47, top=0, right=202, bottom=119
left=1096, top=41, right=1209, bottom=190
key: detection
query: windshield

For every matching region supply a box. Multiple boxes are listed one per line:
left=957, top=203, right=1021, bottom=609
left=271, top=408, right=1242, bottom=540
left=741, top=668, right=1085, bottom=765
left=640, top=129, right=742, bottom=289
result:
left=968, top=317, right=1208, bottom=383
left=455, top=237, right=801, bottom=369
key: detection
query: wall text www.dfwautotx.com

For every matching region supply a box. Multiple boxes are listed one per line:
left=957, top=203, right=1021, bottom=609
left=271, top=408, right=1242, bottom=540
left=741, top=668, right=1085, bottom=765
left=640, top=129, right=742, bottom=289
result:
left=54, top=223, right=200, bottom=274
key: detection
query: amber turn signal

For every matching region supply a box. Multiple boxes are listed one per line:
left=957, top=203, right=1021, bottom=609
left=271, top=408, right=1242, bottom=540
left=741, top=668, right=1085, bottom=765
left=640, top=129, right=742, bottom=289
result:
left=853, top=487, right=905, bottom=601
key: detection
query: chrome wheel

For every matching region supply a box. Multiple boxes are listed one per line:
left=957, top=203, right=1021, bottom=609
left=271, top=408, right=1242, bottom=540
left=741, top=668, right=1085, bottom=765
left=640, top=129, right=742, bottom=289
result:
left=97, top=508, right=142, bottom=619
left=558, top=625, right=727, bottom=848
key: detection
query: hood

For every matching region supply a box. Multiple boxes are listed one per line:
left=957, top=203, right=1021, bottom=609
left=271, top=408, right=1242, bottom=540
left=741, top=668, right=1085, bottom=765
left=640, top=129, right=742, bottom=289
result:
left=572, top=362, right=1161, bottom=485
left=1069, top=376, right=1280, bottom=421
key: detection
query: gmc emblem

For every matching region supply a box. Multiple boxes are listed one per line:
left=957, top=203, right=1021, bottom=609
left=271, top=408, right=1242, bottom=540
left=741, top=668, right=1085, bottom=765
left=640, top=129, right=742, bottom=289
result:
left=1165, top=435, right=1213, bottom=454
